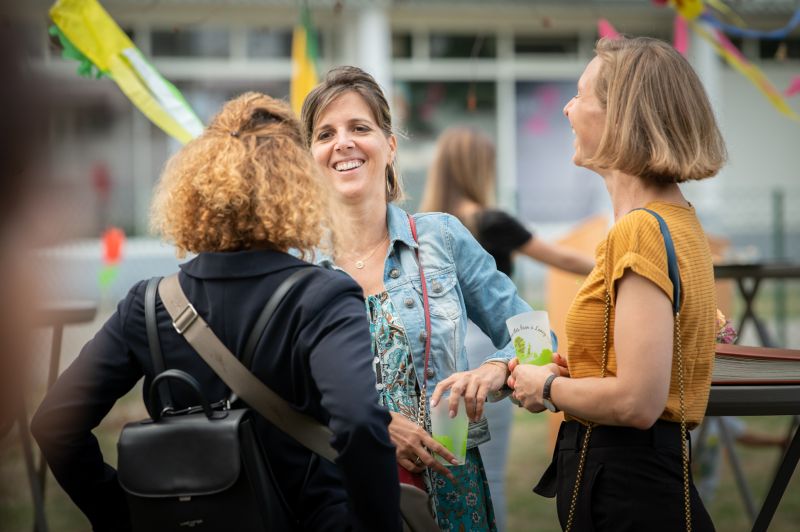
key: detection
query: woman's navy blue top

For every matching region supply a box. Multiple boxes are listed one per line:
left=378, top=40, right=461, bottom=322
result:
left=32, top=249, right=400, bottom=532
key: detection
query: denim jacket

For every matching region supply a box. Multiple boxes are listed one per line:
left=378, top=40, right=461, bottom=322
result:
left=316, top=204, right=532, bottom=446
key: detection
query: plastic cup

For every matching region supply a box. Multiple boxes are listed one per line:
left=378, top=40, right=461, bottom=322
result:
left=430, top=393, right=468, bottom=466
left=506, top=311, right=553, bottom=366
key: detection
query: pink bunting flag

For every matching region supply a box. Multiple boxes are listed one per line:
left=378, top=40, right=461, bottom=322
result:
left=597, top=19, right=621, bottom=40
left=786, top=75, right=800, bottom=98
left=673, top=15, right=689, bottom=56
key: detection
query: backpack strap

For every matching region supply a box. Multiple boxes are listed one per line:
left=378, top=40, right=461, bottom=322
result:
left=230, top=267, right=317, bottom=403
left=145, top=276, right=172, bottom=414
left=158, top=270, right=338, bottom=462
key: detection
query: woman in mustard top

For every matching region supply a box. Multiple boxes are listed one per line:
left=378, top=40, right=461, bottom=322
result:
left=508, top=37, right=726, bottom=531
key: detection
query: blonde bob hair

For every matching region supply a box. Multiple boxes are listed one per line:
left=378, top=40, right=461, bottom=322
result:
left=419, top=126, right=496, bottom=228
left=586, top=37, right=726, bottom=184
left=301, top=66, right=404, bottom=202
left=151, top=92, right=331, bottom=257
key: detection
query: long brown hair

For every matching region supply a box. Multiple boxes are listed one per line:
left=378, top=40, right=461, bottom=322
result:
left=301, top=66, right=404, bottom=202
left=420, top=127, right=496, bottom=230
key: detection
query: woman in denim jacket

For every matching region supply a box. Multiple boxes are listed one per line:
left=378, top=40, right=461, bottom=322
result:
left=302, top=66, right=531, bottom=531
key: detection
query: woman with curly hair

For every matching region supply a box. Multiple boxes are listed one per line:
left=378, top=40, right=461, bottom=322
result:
left=32, top=92, right=401, bottom=532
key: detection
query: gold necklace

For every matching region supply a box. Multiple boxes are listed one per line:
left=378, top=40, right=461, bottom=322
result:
left=346, top=233, right=388, bottom=269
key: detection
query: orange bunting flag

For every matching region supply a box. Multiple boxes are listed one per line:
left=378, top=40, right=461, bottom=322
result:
left=102, top=226, right=125, bottom=264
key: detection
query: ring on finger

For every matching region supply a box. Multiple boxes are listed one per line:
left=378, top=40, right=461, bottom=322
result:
left=414, top=456, right=423, bottom=466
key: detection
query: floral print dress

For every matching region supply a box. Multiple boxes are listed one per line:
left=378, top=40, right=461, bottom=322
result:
left=366, top=291, right=497, bottom=532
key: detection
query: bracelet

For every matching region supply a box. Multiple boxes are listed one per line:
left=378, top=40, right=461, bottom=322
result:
left=482, top=360, right=509, bottom=373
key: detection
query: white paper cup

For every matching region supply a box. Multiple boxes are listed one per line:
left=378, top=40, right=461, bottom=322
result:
left=430, top=393, right=468, bottom=466
left=506, top=310, right=553, bottom=366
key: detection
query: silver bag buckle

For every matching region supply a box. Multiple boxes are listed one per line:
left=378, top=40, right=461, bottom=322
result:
left=172, top=304, right=199, bottom=334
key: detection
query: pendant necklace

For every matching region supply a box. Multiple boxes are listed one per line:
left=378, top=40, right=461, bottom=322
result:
left=350, top=233, right=388, bottom=269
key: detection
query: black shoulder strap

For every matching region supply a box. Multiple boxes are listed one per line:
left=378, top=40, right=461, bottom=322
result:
left=145, top=276, right=172, bottom=413
left=634, top=208, right=682, bottom=315
left=242, top=267, right=317, bottom=369
left=158, top=271, right=338, bottom=462
left=229, top=267, right=317, bottom=403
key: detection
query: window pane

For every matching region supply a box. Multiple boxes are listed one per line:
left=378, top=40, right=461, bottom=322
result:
left=152, top=28, right=230, bottom=58
left=392, top=33, right=412, bottom=58
left=429, top=34, right=496, bottom=58
left=760, top=38, right=800, bottom=60
left=393, top=81, right=496, bottom=212
left=514, top=35, right=578, bottom=55
left=246, top=28, right=293, bottom=58
left=176, top=80, right=290, bottom=123
left=515, top=81, right=606, bottom=223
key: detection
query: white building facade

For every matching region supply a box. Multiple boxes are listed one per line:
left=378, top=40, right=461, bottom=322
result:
left=15, top=0, right=800, bottom=262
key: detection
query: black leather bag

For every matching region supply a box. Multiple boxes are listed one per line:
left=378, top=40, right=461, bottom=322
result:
left=116, top=272, right=311, bottom=532
left=119, top=269, right=439, bottom=532
left=117, top=370, right=295, bottom=532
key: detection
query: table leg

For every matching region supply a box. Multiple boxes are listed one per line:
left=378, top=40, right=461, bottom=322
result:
left=752, top=422, right=800, bottom=532
left=719, top=419, right=757, bottom=522
left=17, top=399, right=48, bottom=532
left=735, top=278, right=776, bottom=348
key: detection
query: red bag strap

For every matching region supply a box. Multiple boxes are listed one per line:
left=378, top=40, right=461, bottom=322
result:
left=407, top=214, right=432, bottom=383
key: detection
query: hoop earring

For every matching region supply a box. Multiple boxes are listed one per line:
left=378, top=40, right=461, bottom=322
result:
left=386, top=164, right=396, bottom=200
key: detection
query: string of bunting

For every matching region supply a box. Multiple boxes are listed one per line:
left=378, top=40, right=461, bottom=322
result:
left=648, top=1, right=800, bottom=121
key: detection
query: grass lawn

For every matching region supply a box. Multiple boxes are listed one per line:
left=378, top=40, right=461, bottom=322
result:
left=2, top=386, right=799, bottom=531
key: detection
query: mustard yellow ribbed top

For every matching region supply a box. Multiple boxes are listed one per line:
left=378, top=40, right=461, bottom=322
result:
left=565, top=201, right=716, bottom=428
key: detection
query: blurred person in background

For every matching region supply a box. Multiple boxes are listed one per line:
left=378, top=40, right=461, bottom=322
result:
left=419, top=126, right=593, bottom=530
left=420, top=126, right=594, bottom=278
left=302, top=66, right=532, bottom=531
left=0, top=12, right=50, bottom=438
left=32, top=92, right=401, bottom=532
left=509, top=36, right=725, bottom=531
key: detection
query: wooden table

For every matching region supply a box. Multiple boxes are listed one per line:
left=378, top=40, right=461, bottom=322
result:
left=707, top=379, right=800, bottom=531
left=714, top=262, right=800, bottom=347
left=19, top=301, right=97, bottom=532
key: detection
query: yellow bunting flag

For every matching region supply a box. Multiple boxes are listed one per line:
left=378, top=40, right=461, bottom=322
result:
left=290, top=6, right=319, bottom=117
left=671, top=0, right=704, bottom=21
left=50, top=0, right=203, bottom=143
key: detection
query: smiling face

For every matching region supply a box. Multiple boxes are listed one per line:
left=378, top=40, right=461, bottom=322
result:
left=563, top=56, right=607, bottom=170
left=310, top=91, right=397, bottom=205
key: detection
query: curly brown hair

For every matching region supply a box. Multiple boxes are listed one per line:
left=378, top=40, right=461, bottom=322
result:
left=151, top=92, right=331, bottom=257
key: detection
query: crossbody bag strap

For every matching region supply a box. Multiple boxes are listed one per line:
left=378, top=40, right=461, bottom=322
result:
left=145, top=276, right=172, bottom=415
left=636, top=208, right=691, bottom=531
left=407, top=214, right=432, bottom=428
left=566, top=207, right=690, bottom=532
left=228, top=267, right=318, bottom=404
left=636, top=208, right=681, bottom=314
left=157, top=272, right=337, bottom=463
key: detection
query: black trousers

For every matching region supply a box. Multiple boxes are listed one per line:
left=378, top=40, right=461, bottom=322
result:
left=534, top=420, right=715, bottom=531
